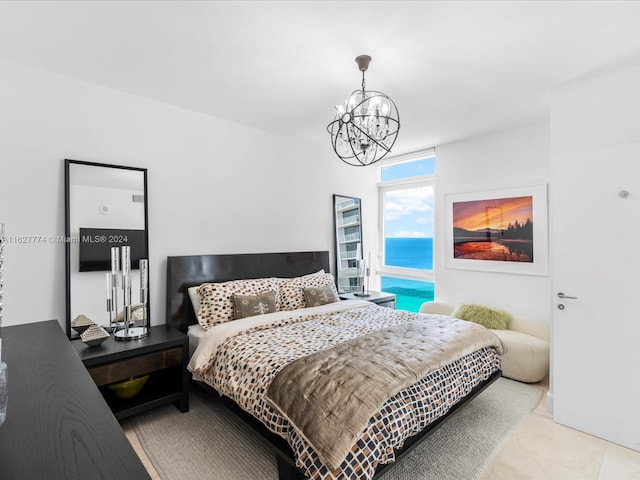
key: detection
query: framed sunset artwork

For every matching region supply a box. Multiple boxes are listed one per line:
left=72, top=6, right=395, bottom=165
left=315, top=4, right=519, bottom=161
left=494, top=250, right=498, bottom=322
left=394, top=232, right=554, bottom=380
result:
left=444, top=183, right=548, bottom=276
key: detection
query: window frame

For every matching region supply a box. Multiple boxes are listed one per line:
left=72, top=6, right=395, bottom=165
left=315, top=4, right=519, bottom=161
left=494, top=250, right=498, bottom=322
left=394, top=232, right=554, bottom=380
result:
left=377, top=153, right=436, bottom=284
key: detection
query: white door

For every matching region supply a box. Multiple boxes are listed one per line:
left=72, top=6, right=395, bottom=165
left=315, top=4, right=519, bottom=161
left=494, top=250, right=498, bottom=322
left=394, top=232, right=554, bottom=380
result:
left=551, top=142, right=640, bottom=451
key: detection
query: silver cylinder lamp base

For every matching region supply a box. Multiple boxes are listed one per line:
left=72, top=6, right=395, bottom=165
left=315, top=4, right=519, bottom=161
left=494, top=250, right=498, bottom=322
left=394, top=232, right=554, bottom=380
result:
left=114, top=326, right=149, bottom=341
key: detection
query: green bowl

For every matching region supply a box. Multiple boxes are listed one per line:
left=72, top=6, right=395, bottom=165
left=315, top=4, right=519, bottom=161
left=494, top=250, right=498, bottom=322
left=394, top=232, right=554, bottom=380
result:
left=107, top=375, right=149, bottom=399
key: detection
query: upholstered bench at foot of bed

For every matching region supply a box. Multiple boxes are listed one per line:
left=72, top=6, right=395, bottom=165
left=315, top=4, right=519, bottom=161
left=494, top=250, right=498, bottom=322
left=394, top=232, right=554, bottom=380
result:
left=418, top=302, right=549, bottom=383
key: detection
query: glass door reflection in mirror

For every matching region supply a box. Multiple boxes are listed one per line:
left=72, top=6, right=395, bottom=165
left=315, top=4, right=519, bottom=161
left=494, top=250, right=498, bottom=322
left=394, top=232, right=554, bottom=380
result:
left=65, top=160, right=149, bottom=338
left=333, top=195, right=363, bottom=293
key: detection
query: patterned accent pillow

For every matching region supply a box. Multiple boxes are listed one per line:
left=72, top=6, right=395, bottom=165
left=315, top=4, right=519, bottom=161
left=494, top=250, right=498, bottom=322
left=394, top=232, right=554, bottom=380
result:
left=196, top=277, right=279, bottom=329
left=232, top=290, right=277, bottom=320
left=302, top=285, right=339, bottom=307
left=278, top=271, right=338, bottom=311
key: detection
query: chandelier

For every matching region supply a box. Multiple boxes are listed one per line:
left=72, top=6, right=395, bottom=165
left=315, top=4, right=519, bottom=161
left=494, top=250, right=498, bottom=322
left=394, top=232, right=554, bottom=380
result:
left=327, top=55, right=400, bottom=166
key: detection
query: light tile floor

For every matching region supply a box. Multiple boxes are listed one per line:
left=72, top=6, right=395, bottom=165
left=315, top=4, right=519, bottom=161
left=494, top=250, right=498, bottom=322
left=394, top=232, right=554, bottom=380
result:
left=121, top=379, right=640, bottom=479
left=479, top=379, right=640, bottom=480
left=121, top=420, right=162, bottom=480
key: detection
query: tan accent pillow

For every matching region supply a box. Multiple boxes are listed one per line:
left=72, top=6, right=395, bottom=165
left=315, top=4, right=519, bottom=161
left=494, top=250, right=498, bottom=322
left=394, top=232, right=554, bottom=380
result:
left=196, top=277, right=279, bottom=329
left=232, top=290, right=277, bottom=320
left=302, top=285, right=339, bottom=307
left=278, top=271, right=338, bottom=311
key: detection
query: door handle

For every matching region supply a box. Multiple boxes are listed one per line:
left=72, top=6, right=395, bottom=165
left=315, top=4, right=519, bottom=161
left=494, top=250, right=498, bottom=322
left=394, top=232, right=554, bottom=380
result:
left=557, top=292, right=578, bottom=300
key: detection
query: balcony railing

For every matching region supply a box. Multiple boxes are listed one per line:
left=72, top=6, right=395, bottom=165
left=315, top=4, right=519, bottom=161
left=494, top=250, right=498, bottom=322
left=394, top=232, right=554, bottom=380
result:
left=336, top=199, right=359, bottom=210
left=338, top=233, right=361, bottom=242
left=337, top=215, right=360, bottom=227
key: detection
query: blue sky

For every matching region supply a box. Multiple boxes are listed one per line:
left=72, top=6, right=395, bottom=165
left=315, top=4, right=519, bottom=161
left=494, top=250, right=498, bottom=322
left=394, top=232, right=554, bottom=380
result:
left=384, top=187, right=434, bottom=238
left=382, top=158, right=435, bottom=238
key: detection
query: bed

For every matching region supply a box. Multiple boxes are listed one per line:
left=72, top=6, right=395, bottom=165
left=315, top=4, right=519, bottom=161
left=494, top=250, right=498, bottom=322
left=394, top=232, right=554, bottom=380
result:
left=166, top=251, right=502, bottom=480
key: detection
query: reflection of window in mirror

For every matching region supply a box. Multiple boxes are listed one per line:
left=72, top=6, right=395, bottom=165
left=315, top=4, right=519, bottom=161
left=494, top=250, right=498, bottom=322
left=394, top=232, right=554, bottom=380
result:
left=333, top=195, right=363, bottom=294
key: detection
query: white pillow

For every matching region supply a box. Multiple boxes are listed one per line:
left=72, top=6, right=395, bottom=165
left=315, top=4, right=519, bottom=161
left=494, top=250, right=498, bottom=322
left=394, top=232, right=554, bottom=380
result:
left=188, top=286, right=202, bottom=315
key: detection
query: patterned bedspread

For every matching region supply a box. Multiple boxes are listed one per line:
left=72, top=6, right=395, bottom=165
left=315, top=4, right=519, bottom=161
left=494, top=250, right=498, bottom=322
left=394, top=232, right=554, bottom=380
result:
left=188, top=300, right=502, bottom=480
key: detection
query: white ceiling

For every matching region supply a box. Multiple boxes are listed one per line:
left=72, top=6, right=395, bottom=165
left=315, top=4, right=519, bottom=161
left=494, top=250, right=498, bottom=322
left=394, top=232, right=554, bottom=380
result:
left=1, top=1, right=640, bottom=156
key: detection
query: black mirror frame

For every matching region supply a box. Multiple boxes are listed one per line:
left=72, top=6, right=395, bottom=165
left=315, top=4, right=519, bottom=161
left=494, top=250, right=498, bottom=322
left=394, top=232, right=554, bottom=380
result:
left=332, top=194, right=363, bottom=294
left=64, top=159, right=149, bottom=339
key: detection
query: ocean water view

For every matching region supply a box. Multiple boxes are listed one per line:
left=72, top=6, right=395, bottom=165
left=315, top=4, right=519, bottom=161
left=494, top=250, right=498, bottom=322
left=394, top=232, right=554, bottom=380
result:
left=382, top=237, right=434, bottom=312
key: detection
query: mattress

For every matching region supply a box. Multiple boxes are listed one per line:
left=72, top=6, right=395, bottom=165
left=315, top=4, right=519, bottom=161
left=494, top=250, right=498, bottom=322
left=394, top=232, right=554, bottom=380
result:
left=186, top=323, right=207, bottom=358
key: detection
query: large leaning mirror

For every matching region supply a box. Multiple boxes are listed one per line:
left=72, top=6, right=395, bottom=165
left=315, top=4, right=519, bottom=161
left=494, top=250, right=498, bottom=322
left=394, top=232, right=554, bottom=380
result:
left=333, top=194, right=364, bottom=294
left=65, top=159, right=149, bottom=339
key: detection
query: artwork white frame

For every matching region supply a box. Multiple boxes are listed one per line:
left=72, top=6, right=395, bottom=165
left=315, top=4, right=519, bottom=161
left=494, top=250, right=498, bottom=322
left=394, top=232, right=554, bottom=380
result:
left=444, top=183, right=548, bottom=276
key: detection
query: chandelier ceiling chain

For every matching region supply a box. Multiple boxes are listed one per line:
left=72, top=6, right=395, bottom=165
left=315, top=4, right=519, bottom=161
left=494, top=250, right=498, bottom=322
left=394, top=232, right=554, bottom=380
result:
left=327, top=55, right=400, bottom=167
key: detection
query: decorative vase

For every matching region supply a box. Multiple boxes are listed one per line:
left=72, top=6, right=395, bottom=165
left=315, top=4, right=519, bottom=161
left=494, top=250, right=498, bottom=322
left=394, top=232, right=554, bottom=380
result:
left=0, top=222, right=6, bottom=427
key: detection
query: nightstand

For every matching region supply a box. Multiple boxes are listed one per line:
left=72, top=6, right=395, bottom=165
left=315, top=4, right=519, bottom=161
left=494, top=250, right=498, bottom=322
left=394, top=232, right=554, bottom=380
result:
left=339, top=291, right=397, bottom=309
left=72, top=324, right=189, bottom=420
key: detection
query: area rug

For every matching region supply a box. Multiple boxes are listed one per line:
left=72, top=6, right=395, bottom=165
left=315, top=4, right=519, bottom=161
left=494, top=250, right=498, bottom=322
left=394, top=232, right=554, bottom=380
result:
left=132, top=378, right=543, bottom=480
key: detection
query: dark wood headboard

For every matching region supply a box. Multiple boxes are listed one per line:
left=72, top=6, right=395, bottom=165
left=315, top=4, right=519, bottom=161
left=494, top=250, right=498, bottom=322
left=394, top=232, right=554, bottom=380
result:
left=166, top=251, right=330, bottom=332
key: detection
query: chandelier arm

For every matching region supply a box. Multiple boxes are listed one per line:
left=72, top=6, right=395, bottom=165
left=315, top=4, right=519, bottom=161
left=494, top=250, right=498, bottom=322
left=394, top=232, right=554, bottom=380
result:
left=349, top=122, right=393, bottom=153
left=348, top=115, right=401, bottom=138
left=343, top=125, right=366, bottom=166
left=331, top=122, right=360, bottom=162
left=350, top=113, right=397, bottom=124
left=348, top=90, right=388, bottom=113
left=347, top=92, right=398, bottom=125
left=339, top=91, right=368, bottom=115
left=326, top=117, right=342, bottom=134
left=331, top=123, right=348, bottom=156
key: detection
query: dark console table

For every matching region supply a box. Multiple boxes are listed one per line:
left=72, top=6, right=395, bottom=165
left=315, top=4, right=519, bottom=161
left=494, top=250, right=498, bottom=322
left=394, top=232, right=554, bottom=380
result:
left=0, top=320, right=150, bottom=480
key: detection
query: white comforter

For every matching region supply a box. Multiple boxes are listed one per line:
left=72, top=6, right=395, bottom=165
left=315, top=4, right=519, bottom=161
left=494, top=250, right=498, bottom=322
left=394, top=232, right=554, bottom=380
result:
left=188, top=299, right=373, bottom=373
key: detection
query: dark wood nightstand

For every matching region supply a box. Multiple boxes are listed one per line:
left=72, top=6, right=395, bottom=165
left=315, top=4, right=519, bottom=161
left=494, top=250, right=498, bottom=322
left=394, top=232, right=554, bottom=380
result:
left=72, top=324, right=189, bottom=420
left=339, top=291, right=397, bottom=309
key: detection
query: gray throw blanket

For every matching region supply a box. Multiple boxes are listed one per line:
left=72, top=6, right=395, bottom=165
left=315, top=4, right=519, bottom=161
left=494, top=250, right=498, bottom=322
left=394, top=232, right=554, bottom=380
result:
left=264, top=315, right=503, bottom=469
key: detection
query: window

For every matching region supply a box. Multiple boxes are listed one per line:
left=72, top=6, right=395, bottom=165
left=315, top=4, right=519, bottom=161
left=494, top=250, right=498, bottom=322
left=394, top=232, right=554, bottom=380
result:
left=378, top=154, right=435, bottom=312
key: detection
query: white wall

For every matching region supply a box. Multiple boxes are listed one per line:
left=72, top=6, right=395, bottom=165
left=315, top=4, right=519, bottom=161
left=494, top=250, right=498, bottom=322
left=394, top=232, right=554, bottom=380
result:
left=0, top=59, right=377, bottom=330
left=434, top=122, right=552, bottom=324
left=0, top=56, right=548, bottom=332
